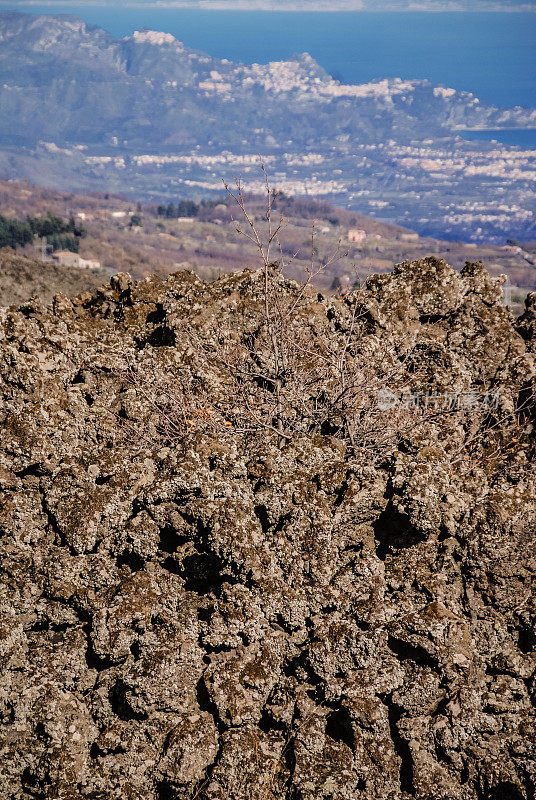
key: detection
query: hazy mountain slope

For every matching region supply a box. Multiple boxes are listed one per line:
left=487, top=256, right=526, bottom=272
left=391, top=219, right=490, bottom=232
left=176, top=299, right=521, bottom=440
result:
left=1, top=11, right=535, bottom=243
left=0, top=12, right=534, bottom=151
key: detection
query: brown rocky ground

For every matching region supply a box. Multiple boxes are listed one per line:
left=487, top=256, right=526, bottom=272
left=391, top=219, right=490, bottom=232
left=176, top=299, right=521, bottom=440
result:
left=0, top=249, right=109, bottom=308
left=0, top=257, right=535, bottom=800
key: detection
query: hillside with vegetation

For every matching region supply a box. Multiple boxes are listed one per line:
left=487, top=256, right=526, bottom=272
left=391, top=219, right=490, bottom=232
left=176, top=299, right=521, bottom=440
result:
left=0, top=209, right=86, bottom=254
left=1, top=178, right=535, bottom=312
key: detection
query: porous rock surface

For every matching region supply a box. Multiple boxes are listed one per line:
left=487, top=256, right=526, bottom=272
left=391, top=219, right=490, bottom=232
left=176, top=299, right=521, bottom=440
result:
left=1, top=258, right=536, bottom=800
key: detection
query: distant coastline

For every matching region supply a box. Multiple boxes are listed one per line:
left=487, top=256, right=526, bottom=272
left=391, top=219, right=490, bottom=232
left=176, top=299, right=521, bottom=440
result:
left=4, top=2, right=536, bottom=11
left=11, top=7, right=535, bottom=109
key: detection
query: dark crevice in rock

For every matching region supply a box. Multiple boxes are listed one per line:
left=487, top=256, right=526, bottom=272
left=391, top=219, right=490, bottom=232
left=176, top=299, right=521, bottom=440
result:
left=273, top=614, right=297, bottom=636
left=21, top=766, right=41, bottom=795
left=71, top=369, right=85, bottom=385
left=196, top=676, right=225, bottom=735
left=431, top=694, right=450, bottom=717
left=283, top=650, right=323, bottom=690
left=321, top=604, right=338, bottom=614
left=485, top=665, right=518, bottom=678
left=459, top=564, right=475, bottom=618
left=83, top=620, right=119, bottom=673
left=88, top=538, right=102, bottom=555
left=34, top=722, right=49, bottom=741
left=254, top=504, right=270, bottom=534
left=434, top=737, right=454, bottom=765
left=258, top=708, right=288, bottom=734
left=380, top=694, right=415, bottom=796
left=90, top=742, right=125, bottom=759
left=130, top=641, right=142, bottom=661
left=109, top=679, right=148, bottom=722
left=0, top=700, right=15, bottom=724
left=158, top=523, right=190, bottom=553
left=41, top=495, right=77, bottom=556
left=342, top=543, right=363, bottom=555
left=29, top=620, right=72, bottom=634
left=325, top=706, right=355, bottom=752
left=183, top=552, right=232, bottom=593
left=412, top=577, right=434, bottom=603
left=190, top=734, right=227, bottom=800
left=202, top=642, right=233, bottom=655
left=252, top=477, right=266, bottom=493
left=374, top=500, right=425, bottom=561
left=15, top=463, right=49, bottom=478
left=155, top=780, right=177, bottom=800
left=387, top=634, right=439, bottom=671
left=254, top=505, right=291, bottom=536
left=159, top=514, right=240, bottom=595
left=517, top=624, right=536, bottom=654
left=332, top=471, right=352, bottom=508
left=274, top=512, right=292, bottom=534
left=137, top=325, right=176, bottom=349
left=116, top=549, right=145, bottom=572
left=419, top=313, right=444, bottom=325
left=197, top=607, right=214, bottom=623
left=146, top=305, right=167, bottom=326
left=319, top=418, right=342, bottom=437
left=523, top=775, right=536, bottom=800
left=517, top=382, right=536, bottom=425
left=163, top=545, right=239, bottom=596
left=161, top=726, right=175, bottom=755
left=161, top=555, right=183, bottom=575
left=482, top=782, right=525, bottom=800
left=283, top=737, right=297, bottom=800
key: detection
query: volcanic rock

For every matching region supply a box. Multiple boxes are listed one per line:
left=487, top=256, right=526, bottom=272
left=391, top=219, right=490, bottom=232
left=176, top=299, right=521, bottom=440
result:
left=0, top=258, right=535, bottom=800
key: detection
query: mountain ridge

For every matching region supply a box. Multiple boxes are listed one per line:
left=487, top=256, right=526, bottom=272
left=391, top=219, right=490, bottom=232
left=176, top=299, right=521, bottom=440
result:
left=0, top=11, right=535, bottom=242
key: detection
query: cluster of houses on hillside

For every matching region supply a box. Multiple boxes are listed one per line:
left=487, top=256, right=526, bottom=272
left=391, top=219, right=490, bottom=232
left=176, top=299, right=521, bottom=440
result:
left=347, top=229, right=419, bottom=244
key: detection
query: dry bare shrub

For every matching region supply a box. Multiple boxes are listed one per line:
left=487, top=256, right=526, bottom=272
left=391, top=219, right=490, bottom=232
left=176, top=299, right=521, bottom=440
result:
left=112, top=161, right=535, bottom=477
left=110, top=165, right=427, bottom=459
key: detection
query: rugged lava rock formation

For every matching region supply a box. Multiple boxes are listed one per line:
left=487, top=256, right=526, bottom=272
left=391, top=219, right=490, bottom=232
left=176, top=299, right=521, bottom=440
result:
left=1, top=258, right=535, bottom=800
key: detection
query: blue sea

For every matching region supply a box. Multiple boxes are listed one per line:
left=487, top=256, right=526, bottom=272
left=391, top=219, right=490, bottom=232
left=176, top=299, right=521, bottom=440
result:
left=5, top=8, right=536, bottom=141
left=458, top=129, right=536, bottom=147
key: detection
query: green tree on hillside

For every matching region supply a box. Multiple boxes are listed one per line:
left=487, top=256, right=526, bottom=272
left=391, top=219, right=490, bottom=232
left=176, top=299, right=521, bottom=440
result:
left=0, top=210, right=87, bottom=253
left=0, top=215, right=33, bottom=249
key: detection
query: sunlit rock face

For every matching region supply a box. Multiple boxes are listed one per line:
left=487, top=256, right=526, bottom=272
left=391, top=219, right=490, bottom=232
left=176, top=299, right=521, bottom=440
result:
left=0, top=259, right=535, bottom=800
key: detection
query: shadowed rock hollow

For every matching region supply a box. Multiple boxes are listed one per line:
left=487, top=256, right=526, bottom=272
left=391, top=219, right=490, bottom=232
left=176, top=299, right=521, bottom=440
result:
left=1, top=258, right=536, bottom=800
